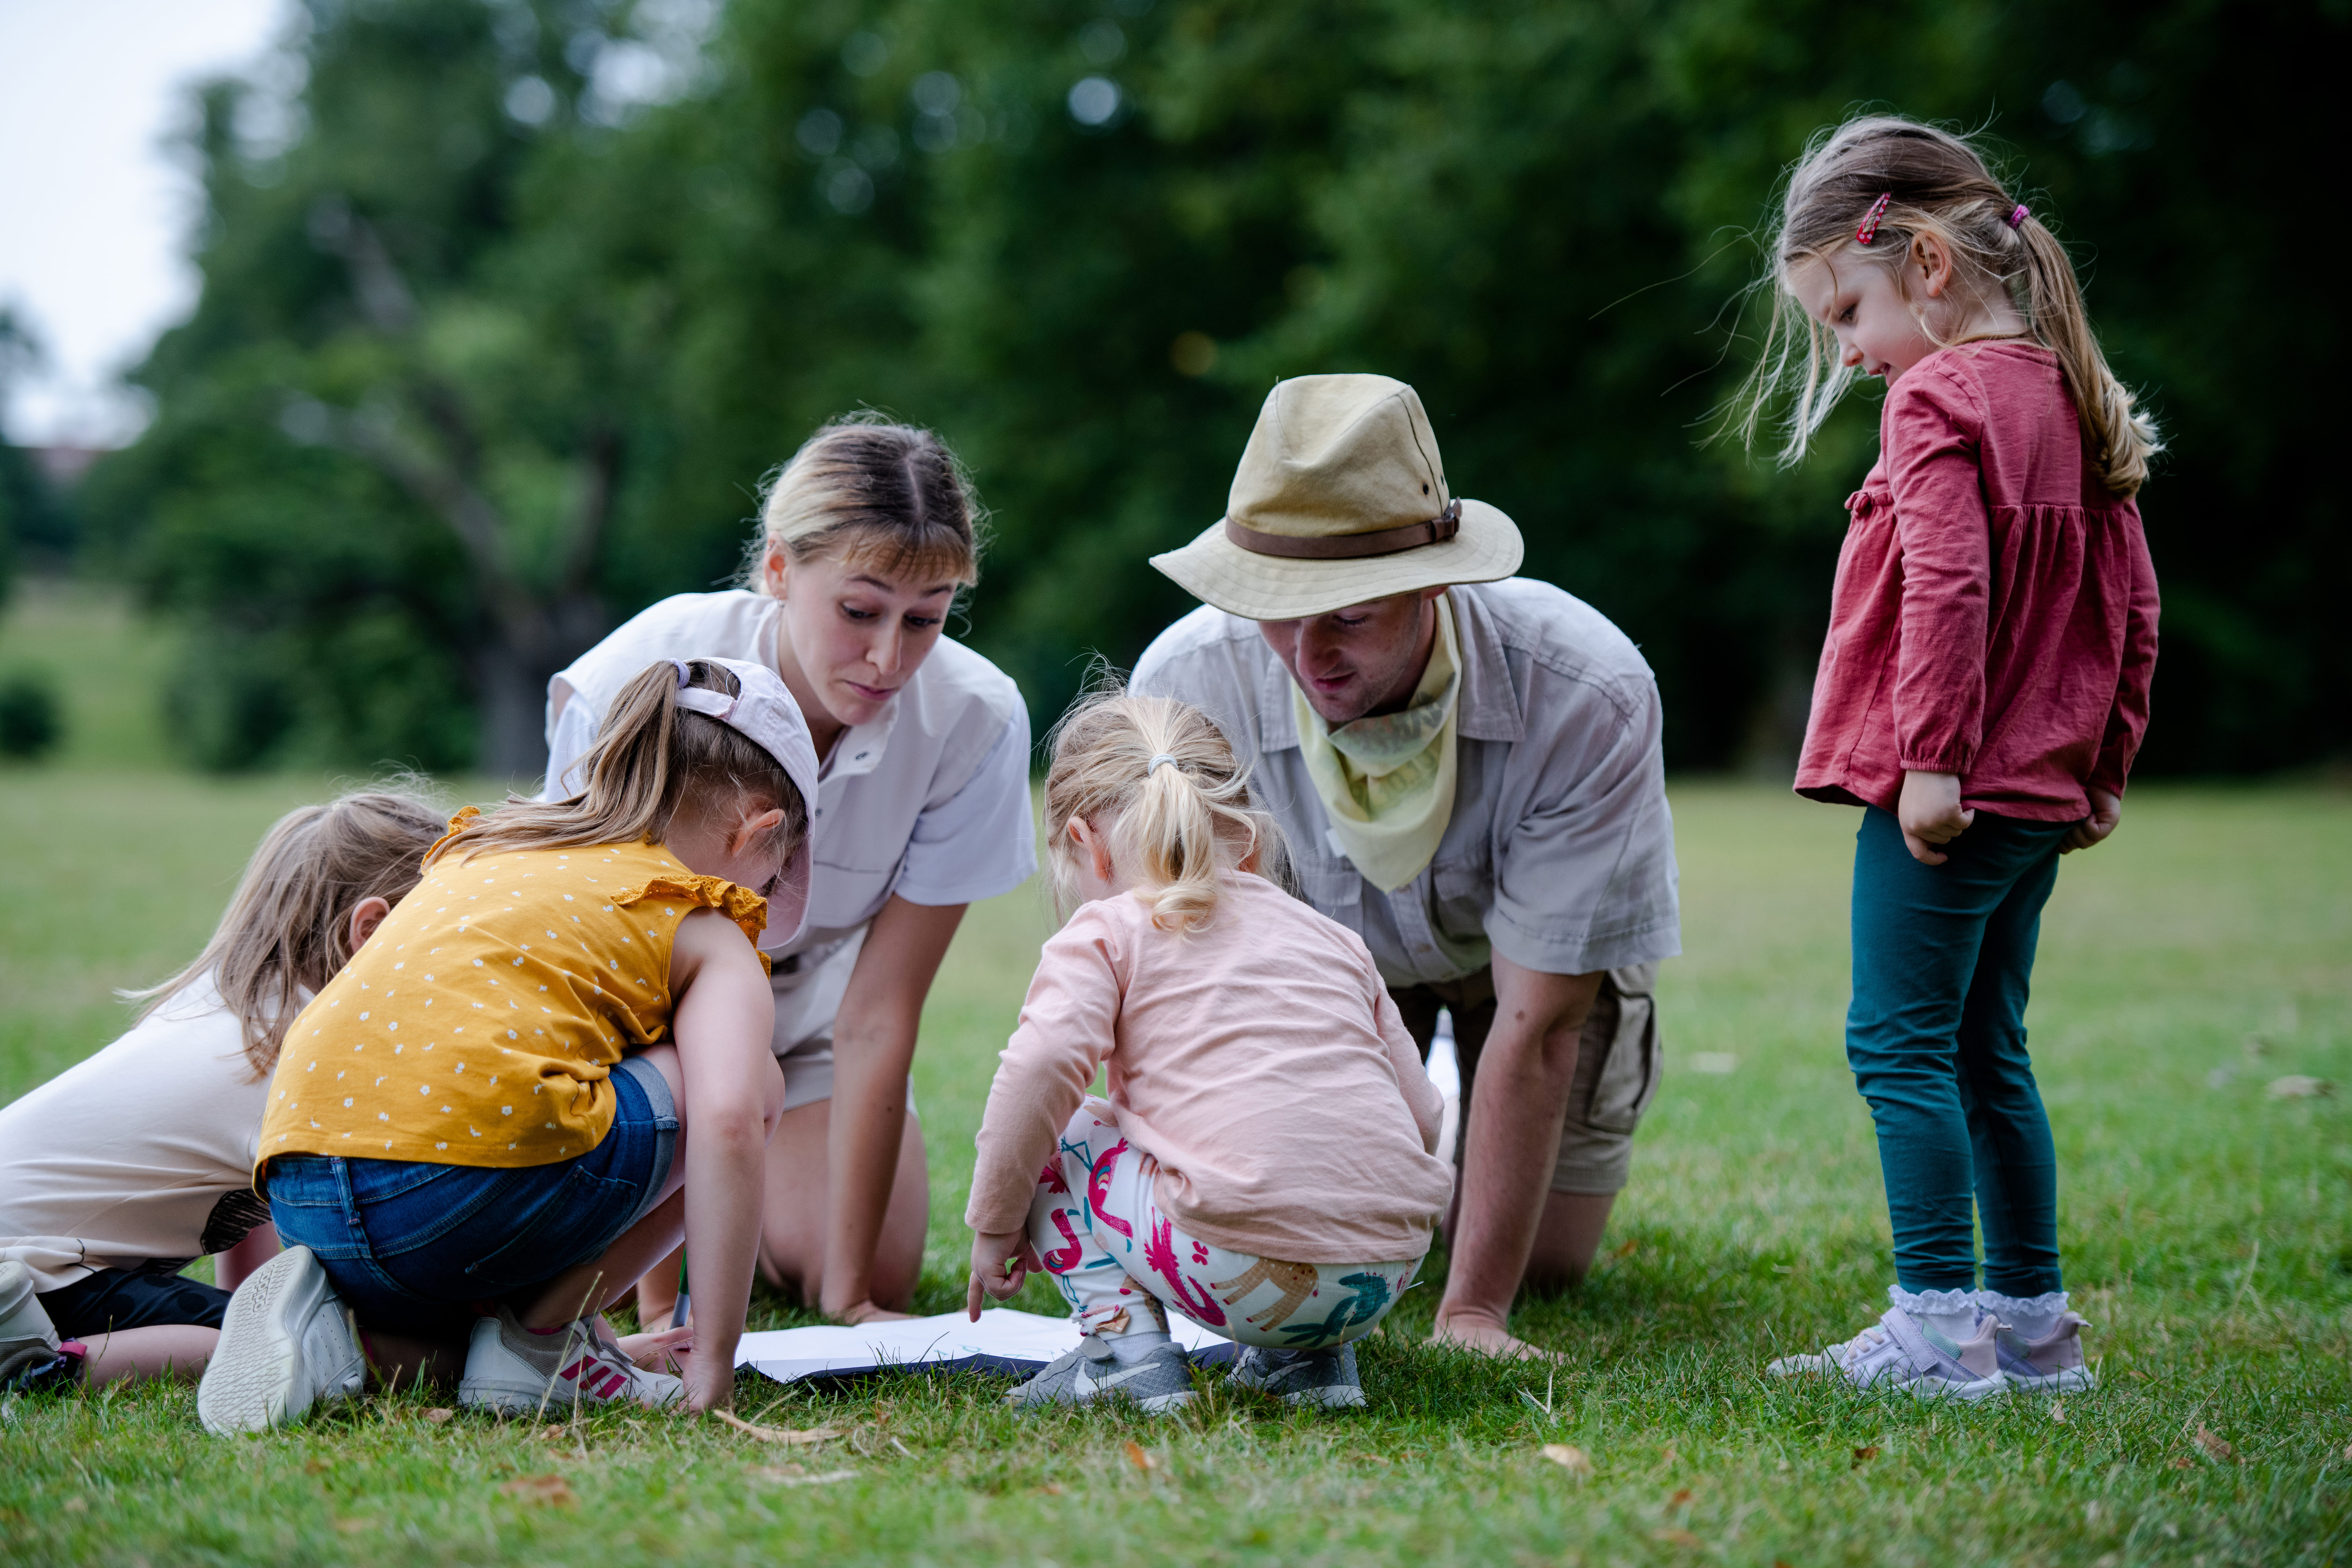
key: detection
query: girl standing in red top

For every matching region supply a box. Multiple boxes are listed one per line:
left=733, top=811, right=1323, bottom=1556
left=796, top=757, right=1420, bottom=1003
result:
left=1736, top=117, right=2161, bottom=1398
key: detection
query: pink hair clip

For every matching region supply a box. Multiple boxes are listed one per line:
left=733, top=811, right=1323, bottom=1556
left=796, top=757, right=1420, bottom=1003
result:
left=1855, top=191, right=1893, bottom=245
left=2006, top=204, right=2030, bottom=229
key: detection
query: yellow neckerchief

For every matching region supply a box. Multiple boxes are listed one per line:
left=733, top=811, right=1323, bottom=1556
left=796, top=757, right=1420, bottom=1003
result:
left=1292, top=594, right=1461, bottom=893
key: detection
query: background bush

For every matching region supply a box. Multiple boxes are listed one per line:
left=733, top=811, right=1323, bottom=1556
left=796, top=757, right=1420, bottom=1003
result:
left=72, top=0, right=2345, bottom=774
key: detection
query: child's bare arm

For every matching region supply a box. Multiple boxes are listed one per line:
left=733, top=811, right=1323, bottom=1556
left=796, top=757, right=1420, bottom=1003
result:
left=668, top=908, right=783, bottom=1411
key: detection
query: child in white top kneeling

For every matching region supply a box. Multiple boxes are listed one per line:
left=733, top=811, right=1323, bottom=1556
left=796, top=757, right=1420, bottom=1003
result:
left=966, top=688, right=1452, bottom=1412
left=0, top=790, right=445, bottom=1392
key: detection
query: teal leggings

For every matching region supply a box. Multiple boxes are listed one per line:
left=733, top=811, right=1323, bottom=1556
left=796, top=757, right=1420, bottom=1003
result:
left=1846, top=806, right=2071, bottom=1295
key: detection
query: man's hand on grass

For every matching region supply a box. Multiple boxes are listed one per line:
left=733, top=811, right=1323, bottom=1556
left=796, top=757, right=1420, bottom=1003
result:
left=966, top=1230, right=1043, bottom=1320
left=1432, top=1308, right=1567, bottom=1363
left=1898, top=770, right=1974, bottom=864
left=2060, top=788, right=2122, bottom=853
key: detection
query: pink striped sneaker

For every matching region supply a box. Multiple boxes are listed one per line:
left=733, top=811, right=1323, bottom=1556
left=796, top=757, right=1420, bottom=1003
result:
left=1995, top=1312, right=2095, bottom=1394
left=458, top=1304, right=683, bottom=1415
left=1767, top=1305, right=2007, bottom=1401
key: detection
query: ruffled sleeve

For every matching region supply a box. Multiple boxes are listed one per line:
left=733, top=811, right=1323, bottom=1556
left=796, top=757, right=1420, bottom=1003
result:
left=421, top=806, right=483, bottom=867
left=616, top=874, right=770, bottom=952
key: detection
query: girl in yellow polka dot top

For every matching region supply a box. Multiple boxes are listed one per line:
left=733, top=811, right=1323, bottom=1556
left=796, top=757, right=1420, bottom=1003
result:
left=199, top=658, right=820, bottom=1434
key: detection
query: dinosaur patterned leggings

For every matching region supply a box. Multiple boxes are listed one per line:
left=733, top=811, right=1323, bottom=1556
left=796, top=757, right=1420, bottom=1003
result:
left=1026, top=1104, right=1424, bottom=1351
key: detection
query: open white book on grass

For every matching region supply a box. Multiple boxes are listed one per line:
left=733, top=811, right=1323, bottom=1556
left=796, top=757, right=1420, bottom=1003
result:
left=732, top=1308, right=1235, bottom=1385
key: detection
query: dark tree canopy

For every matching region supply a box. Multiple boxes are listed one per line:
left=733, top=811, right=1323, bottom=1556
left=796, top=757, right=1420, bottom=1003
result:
left=83, top=0, right=2344, bottom=776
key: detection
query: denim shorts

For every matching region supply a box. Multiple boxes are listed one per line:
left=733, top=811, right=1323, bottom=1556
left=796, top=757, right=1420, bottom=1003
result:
left=264, top=1055, right=677, bottom=1339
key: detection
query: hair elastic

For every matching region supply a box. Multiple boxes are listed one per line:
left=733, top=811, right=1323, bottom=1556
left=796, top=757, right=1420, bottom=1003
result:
left=1146, top=753, right=1180, bottom=776
left=1855, top=191, right=1893, bottom=245
left=2006, top=204, right=2030, bottom=230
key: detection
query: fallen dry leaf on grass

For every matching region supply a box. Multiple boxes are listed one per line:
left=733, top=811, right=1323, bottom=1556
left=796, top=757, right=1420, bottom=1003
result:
left=2191, top=1425, right=2238, bottom=1463
left=422, top=1408, right=454, bottom=1425
left=2049, top=1400, right=2067, bottom=1424
left=1610, top=1238, right=1640, bottom=1261
left=1540, top=1444, right=1594, bottom=1477
left=2169, top=1457, right=2194, bottom=1470
left=498, top=1474, right=578, bottom=1506
left=1123, top=1440, right=1156, bottom=1474
left=1661, top=1443, right=1678, bottom=1465
left=1653, top=1528, right=1704, bottom=1547
left=752, top=1465, right=856, bottom=1487
left=1851, top=1445, right=1881, bottom=1467
left=711, top=1409, right=843, bottom=1446
left=2267, top=1076, right=2333, bottom=1099
left=1037, top=1482, right=1067, bottom=1496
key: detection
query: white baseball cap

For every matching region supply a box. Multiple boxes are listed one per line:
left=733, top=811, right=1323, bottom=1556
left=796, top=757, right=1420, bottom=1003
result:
left=671, top=656, right=822, bottom=950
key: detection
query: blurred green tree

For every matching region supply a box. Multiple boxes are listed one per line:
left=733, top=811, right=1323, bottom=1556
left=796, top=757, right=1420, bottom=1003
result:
left=94, top=0, right=2344, bottom=774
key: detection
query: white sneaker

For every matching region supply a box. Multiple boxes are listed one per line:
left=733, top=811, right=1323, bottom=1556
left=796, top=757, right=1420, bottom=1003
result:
left=1768, top=1304, right=2007, bottom=1401
left=197, top=1246, right=367, bottom=1433
left=1, top=1260, right=66, bottom=1388
left=457, top=1304, right=684, bottom=1416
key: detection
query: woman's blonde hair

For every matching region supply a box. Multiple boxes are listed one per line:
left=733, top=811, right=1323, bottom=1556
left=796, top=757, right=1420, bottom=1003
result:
left=1730, top=114, right=2160, bottom=496
left=437, top=659, right=808, bottom=871
left=129, top=787, right=447, bottom=1077
left=1042, top=684, right=1285, bottom=935
left=746, top=414, right=985, bottom=588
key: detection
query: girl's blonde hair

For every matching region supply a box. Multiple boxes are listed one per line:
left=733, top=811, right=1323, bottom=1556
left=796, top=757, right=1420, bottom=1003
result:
left=129, top=788, right=446, bottom=1077
left=438, top=659, right=808, bottom=870
left=1043, top=685, right=1285, bottom=935
left=746, top=414, right=985, bottom=588
left=1732, top=114, right=2160, bottom=495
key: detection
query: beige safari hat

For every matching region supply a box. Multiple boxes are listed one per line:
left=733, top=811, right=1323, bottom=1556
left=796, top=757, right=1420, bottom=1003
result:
left=1150, top=374, right=1523, bottom=620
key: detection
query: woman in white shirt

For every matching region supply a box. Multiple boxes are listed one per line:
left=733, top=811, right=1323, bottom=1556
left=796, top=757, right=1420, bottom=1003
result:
left=543, top=418, right=1036, bottom=1324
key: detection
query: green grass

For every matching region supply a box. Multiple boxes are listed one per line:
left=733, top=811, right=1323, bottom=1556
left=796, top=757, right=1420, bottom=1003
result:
left=4, top=734, right=2350, bottom=1558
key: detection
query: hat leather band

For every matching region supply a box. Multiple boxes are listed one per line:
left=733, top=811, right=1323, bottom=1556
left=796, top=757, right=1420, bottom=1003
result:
left=1222, top=499, right=1462, bottom=560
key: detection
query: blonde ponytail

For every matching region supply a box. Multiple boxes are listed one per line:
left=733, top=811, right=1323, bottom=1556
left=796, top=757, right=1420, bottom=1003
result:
left=439, top=659, right=807, bottom=868
left=1043, top=684, right=1285, bottom=934
left=1730, top=114, right=2160, bottom=496
left=2014, top=217, right=2160, bottom=495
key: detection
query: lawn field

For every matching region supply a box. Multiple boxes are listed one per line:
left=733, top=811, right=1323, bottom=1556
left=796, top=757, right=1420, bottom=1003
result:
left=2, top=752, right=2348, bottom=1565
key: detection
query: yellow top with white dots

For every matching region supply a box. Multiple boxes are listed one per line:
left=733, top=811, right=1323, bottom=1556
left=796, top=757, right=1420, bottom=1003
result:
left=257, top=814, right=767, bottom=1171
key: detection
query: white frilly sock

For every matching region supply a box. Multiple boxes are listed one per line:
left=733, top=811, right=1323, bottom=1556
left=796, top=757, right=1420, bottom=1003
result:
left=1975, top=1288, right=2069, bottom=1341
left=1888, top=1284, right=1981, bottom=1342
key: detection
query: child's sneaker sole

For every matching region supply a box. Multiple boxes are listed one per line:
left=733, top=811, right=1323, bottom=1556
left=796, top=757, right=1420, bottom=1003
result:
left=197, top=1246, right=362, bottom=1434
left=2004, top=1366, right=2095, bottom=1395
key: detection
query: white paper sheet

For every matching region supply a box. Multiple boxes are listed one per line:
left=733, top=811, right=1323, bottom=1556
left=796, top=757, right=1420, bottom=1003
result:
left=732, top=1308, right=1232, bottom=1384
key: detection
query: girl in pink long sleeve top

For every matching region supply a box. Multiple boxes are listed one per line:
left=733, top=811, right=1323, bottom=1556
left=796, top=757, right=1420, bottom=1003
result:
left=1740, top=117, right=2162, bottom=1401
left=966, top=690, right=1450, bottom=1414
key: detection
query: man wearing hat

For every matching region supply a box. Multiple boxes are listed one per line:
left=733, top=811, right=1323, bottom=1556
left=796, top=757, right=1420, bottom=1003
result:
left=1132, top=374, right=1680, bottom=1358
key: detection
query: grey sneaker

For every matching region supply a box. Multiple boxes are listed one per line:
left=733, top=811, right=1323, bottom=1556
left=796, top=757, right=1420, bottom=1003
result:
left=1, top=1260, right=65, bottom=1387
left=1005, top=1334, right=1196, bottom=1415
left=1996, top=1312, right=2094, bottom=1394
left=197, top=1246, right=367, bottom=1433
left=1229, top=1342, right=1365, bottom=1409
left=1767, top=1305, right=2005, bottom=1401
left=458, top=1304, right=684, bottom=1416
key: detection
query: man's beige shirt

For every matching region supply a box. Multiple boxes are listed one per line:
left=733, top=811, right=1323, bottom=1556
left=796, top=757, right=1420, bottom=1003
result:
left=1132, top=578, right=1681, bottom=987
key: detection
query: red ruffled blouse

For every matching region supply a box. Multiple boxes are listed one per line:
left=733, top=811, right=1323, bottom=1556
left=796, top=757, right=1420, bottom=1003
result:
left=1795, top=341, right=2161, bottom=822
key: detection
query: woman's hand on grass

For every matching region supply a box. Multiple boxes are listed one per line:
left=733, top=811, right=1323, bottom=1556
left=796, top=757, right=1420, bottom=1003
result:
left=2060, top=788, right=2122, bottom=853
left=1898, top=770, right=1974, bottom=864
left=615, top=1323, right=693, bottom=1374
left=966, top=1230, right=1042, bottom=1320
left=829, top=1298, right=914, bottom=1326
